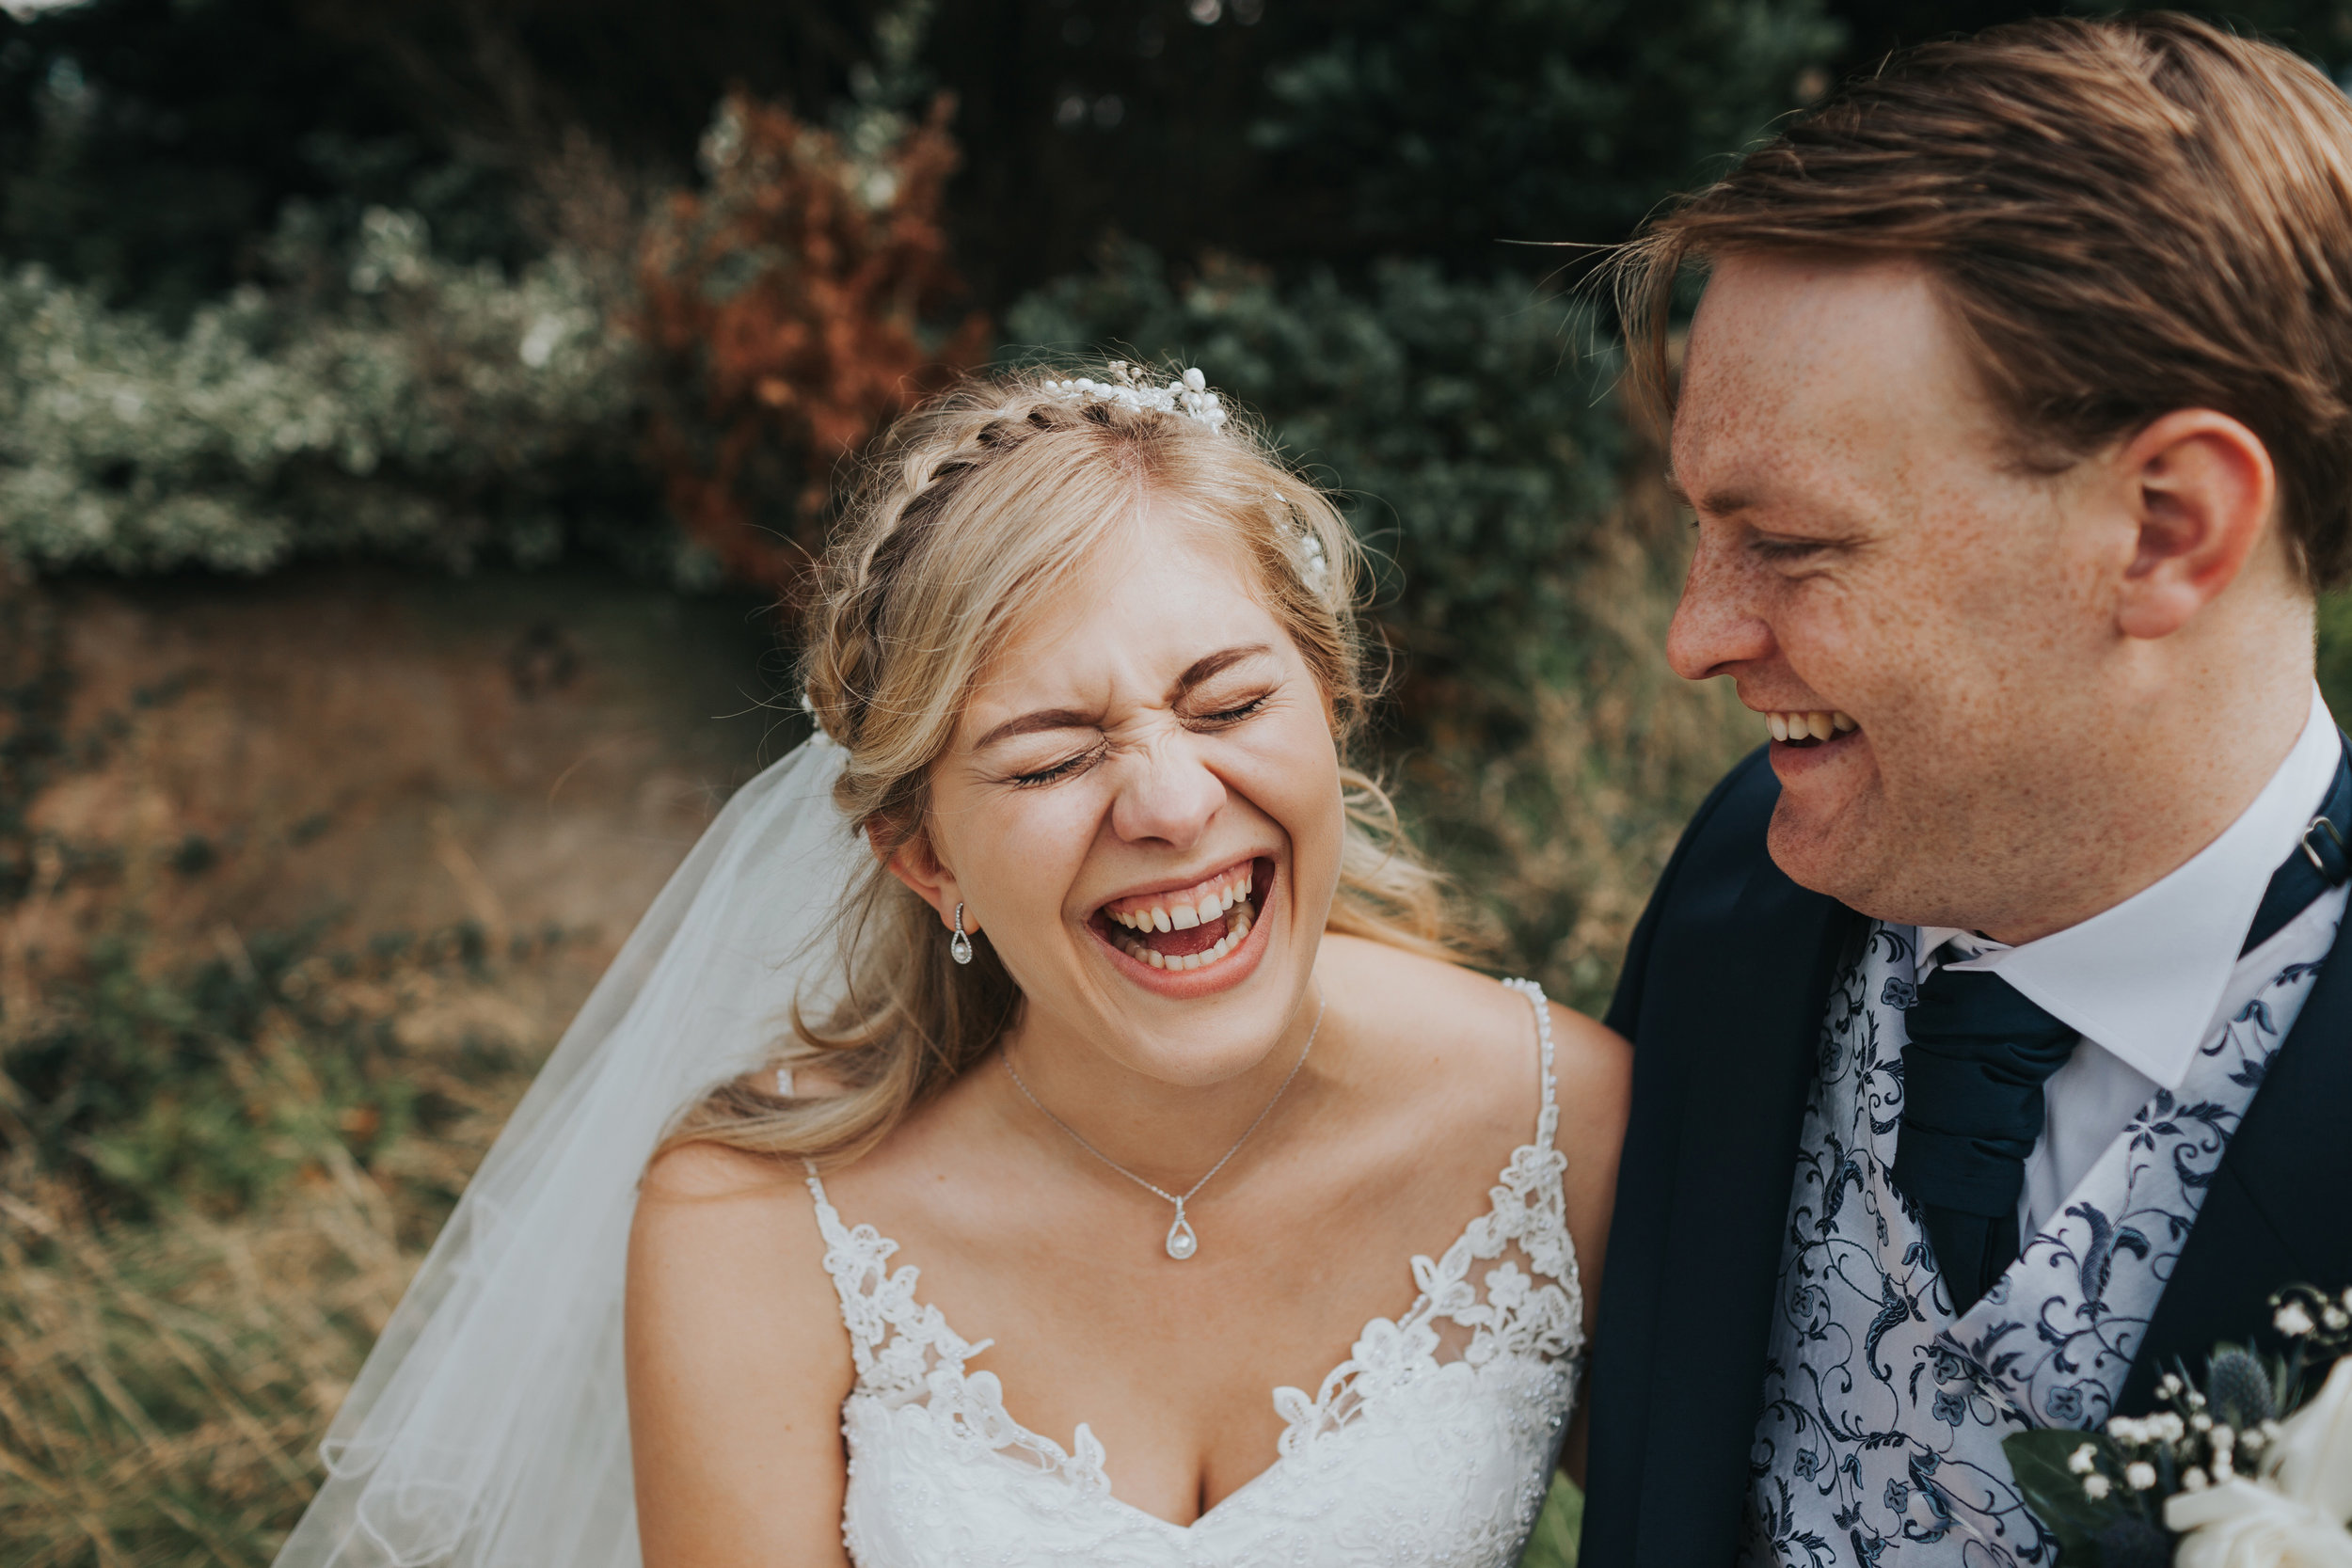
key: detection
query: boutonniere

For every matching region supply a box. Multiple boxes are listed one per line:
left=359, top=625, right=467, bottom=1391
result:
left=2003, top=1285, right=2352, bottom=1567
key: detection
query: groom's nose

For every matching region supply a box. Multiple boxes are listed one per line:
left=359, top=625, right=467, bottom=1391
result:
left=1667, top=532, right=1777, bottom=682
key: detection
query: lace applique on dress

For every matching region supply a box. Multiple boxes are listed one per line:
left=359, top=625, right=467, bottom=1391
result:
left=1268, top=979, right=1581, bottom=1458
left=806, top=1173, right=1116, bottom=1496
left=806, top=977, right=1584, bottom=1568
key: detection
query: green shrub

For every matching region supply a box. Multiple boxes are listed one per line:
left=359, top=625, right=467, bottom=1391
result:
left=1009, top=244, right=1623, bottom=689
left=0, top=207, right=664, bottom=578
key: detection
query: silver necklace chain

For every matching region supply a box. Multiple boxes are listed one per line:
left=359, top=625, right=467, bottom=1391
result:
left=1001, top=992, right=1326, bottom=1261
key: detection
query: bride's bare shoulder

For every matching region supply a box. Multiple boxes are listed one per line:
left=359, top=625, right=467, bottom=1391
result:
left=1318, top=933, right=1629, bottom=1301
left=628, top=1136, right=855, bottom=1560
left=1316, top=934, right=1627, bottom=1098
left=639, top=1137, right=806, bottom=1203
left=629, top=1132, right=845, bottom=1353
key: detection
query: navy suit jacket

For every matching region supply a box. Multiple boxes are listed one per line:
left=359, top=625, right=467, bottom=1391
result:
left=1577, top=748, right=2352, bottom=1568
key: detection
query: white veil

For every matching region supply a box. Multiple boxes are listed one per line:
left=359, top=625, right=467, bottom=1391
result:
left=274, top=737, right=861, bottom=1568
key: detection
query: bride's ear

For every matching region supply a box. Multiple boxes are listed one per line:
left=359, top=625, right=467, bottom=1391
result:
left=869, top=820, right=977, bottom=935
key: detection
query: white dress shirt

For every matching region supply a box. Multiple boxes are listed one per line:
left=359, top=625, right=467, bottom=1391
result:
left=1917, top=685, right=2342, bottom=1237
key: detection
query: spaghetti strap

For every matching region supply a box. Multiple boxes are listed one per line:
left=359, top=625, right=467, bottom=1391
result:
left=1501, top=977, right=1560, bottom=1154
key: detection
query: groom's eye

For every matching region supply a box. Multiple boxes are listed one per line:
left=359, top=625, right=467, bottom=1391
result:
left=1750, top=536, right=1832, bottom=563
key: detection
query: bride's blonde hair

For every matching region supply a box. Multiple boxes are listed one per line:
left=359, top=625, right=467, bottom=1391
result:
left=662, top=364, right=1461, bottom=1168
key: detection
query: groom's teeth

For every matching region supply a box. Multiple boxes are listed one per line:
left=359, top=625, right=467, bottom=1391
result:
left=1765, top=709, right=1858, bottom=741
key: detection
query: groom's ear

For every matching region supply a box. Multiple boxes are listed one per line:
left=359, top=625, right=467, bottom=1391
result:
left=2109, top=408, right=2280, bottom=641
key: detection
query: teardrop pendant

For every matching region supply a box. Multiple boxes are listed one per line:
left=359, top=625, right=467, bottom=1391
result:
left=1164, top=1206, right=1198, bottom=1260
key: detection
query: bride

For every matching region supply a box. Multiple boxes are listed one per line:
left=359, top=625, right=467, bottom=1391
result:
left=274, top=364, right=1629, bottom=1568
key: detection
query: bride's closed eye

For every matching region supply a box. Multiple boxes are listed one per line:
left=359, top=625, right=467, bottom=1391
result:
left=1008, top=736, right=1110, bottom=788
left=1187, top=690, right=1274, bottom=726
left=998, top=682, right=1279, bottom=788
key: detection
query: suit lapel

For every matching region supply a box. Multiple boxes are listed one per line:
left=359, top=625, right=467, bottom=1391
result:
left=1591, top=752, right=1861, bottom=1566
left=2122, top=911, right=2352, bottom=1411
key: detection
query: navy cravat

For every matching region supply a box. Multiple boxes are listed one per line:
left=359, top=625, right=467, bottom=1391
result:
left=1894, top=745, right=2352, bottom=1316
left=1891, top=966, right=2077, bottom=1314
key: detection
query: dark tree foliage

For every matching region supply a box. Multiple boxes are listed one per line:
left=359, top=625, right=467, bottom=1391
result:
left=0, top=0, right=424, bottom=318
left=0, top=0, right=874, bottom=316
left=924, top=0, right=1844, bottom=304
left=0, top=0, right=1851, bottom=317
left=8, top=0, right=2350, bottom=325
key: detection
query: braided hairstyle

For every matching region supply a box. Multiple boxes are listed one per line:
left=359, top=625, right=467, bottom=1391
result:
left=662, top=364, right=1458, bottom=1169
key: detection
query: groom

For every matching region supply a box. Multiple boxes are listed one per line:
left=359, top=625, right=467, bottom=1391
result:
left=1582, top=14, right=2352, bottom=1567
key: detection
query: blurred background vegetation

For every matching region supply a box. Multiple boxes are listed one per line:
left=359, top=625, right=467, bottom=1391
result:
left=7, top=0, right=2352, bottom=1561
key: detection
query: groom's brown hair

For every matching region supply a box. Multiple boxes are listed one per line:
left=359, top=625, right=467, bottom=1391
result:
left=1619, top=12, right=2352, bottom=587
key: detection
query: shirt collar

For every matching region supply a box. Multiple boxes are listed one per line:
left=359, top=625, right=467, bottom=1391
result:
left=1917, top=686, right=2341, bottom=1091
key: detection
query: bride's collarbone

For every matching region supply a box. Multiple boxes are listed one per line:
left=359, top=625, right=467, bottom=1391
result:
left=798, top=980, right=1556, bottom=1405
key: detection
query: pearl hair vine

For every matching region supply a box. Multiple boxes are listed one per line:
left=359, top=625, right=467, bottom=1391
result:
left=1296, top=526, right=1330, bottom=596
left=1040, top=364, right=1334, bottom=599
left=1041, top=362, right=1229, bottom=432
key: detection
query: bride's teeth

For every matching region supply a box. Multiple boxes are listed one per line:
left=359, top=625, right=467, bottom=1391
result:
left=1151, top=907, right=1171, bottom=933
left=1169, top=902, right=1200, bottom=930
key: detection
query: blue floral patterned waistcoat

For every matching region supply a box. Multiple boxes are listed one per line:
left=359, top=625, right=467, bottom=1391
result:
left=1740, top=898, right=2344, bottom=1567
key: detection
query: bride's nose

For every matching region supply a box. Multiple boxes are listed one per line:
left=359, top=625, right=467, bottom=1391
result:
left=1107, top=738, right=1225, bottom=849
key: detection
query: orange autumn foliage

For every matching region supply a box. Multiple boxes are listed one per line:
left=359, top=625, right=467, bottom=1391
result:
left=638, top=92, right=991, bottom=592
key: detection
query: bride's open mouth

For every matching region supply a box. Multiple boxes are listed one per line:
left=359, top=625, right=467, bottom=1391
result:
left=1089, top=855, right=1274, bottom=980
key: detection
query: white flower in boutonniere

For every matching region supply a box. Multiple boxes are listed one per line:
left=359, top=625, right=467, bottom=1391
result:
left=2005, top=1284, right=2352, bottom=1566
left=2165, top=1356, right=2352, bottom=1568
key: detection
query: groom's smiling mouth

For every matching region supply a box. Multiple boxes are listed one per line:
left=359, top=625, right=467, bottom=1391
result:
left=1765, top=709, right=1858, bottom=748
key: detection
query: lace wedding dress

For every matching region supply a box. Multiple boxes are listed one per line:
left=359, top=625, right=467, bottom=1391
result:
left=805, top=979, right=1585, bottom=1568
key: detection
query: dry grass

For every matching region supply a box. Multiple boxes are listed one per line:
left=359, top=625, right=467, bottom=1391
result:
left=0, top=565, right=739, bottom=1565
left=0, top=953, right=550, bottom=1567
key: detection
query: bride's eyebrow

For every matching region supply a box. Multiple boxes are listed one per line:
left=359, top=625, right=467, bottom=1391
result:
left=972, top=706, right=1100, bottom=751
left=971, top=645, right=1276, bottom=751
left=1168, top=644, right=1273, bottom=701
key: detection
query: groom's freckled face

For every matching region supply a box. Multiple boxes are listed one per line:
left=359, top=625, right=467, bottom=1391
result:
left=1667, top=254, right=2100, bottom=918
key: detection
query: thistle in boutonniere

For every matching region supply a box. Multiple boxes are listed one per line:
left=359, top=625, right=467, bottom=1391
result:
left=2003, top=1285, right=2352, bottom=1567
